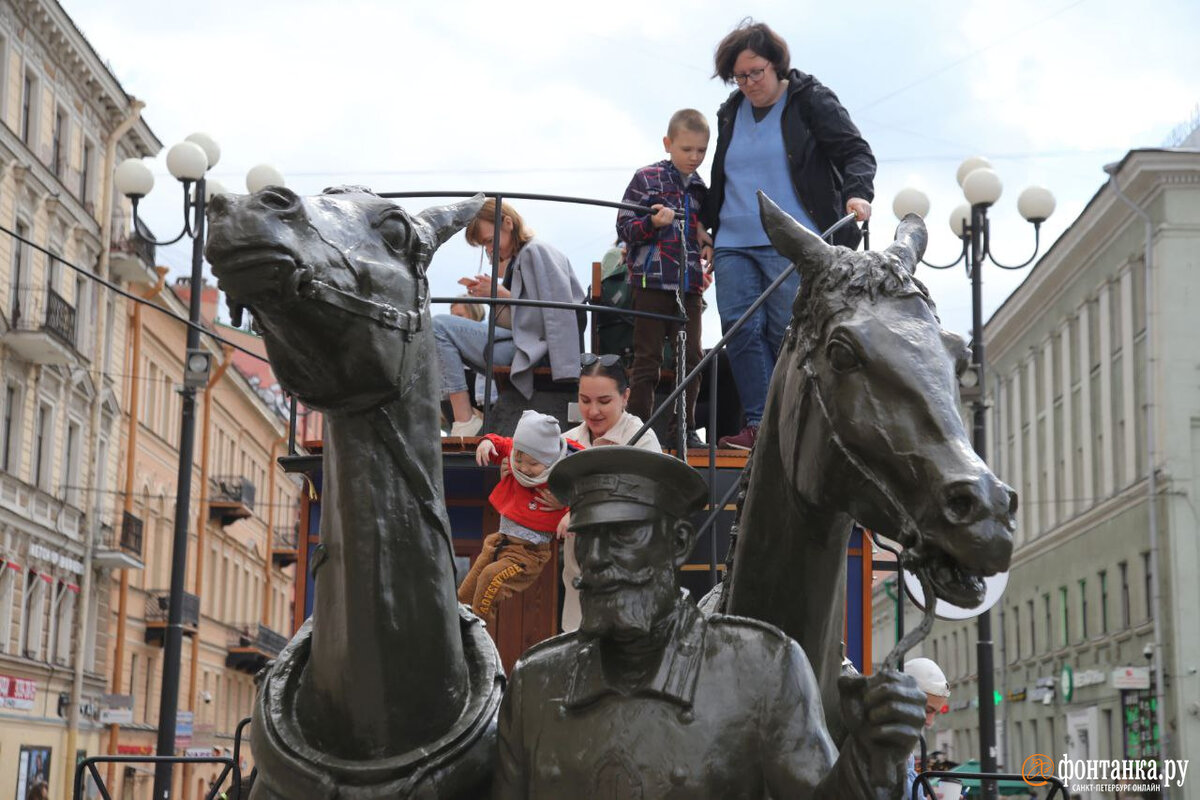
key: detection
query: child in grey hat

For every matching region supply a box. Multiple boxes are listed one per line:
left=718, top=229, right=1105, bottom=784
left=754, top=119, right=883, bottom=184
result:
left=457, top=410, right=581, bottom=627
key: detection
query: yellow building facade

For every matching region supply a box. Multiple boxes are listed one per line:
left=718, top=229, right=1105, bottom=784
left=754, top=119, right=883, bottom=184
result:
left=0, top=1, right=159, bottom=798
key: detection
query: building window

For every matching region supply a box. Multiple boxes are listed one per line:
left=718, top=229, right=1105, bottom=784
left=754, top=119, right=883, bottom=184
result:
left=20, top=69, right=36, bottom=145
left=1012, top=605, right=1020, bottom=660
left=1043, top=593, right=1051, bottom=650
left=1028, top=599, right=1036, bottom=653
left=2, top=384, right=18, bottom=472
left=952, top=631, right=959, bottom=677
left=1099, top=569, right=1109, bottom=633
left=61, top=420, right=80, bottom=507
left=1079, top=578, right=1088, bottom=641
left=21, top=571, right=47, bottom=659
left=1119, top=561, right=1130, bottom=628
left=0, top=566, right=14, bottom=653
left=51, top=108, right=66, bottom=176
left=9, top=220, right=28, bottom=323
left=1059, top=586, right=1069, bottom=647
left=55, top=584, right=75, bottom=664
left=32, top=402, right=52, bottom=489
left=1141, top=551, right=1153, bottom=621
left=79, top=140, right=94, bottom=203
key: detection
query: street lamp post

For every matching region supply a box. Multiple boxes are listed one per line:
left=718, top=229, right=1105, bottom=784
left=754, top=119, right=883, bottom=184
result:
left=894, top=158, right=1055, bottom=800
left=115, top=137, right=284, bottom=799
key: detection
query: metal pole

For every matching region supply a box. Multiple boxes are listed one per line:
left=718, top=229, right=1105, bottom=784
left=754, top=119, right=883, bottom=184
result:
left=480, top=197, right=502, bottom=433
left=707, top=355, right=718, bottom=588
left=152, top=178, right=206, bottom=799
left=969, top=203, right=999, bottom=800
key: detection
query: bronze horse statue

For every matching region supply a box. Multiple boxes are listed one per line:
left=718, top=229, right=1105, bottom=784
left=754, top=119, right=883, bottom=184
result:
left=206, top=187, right=501, bottom=798
left=720, top=193, right=1017, bottom=741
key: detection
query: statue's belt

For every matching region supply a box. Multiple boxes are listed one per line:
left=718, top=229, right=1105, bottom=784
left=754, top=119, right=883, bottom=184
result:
left=300, top=277, right=425, bottom=338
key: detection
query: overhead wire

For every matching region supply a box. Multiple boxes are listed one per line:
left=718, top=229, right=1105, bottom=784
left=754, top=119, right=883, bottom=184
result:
left=0, top=224, right=270, bottom=365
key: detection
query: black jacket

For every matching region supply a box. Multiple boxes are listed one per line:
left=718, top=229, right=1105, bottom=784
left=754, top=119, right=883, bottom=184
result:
left=701, top=69, right=875, bottom=250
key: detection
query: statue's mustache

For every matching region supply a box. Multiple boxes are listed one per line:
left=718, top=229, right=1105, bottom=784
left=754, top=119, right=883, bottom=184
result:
left=575, top=565, right=656, bottom=592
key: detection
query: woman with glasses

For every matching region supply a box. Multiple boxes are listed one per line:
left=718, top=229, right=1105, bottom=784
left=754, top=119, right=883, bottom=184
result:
left=435, top=198, right=585, bottom=437
left=557, top=354, right=662, bottom=631
left=702, top=19, right=875, bottom=451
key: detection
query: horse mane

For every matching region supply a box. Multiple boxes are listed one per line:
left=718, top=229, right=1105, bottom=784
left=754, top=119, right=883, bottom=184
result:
left=789, top=246, right=937, bottom=359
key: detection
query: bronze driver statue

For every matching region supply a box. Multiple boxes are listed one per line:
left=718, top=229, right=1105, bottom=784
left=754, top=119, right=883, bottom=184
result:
left=494, top=446, right=925, bottom=799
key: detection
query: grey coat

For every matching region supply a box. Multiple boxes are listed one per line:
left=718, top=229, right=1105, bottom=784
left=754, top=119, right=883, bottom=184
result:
left=507, top=239, right=584, bottom=398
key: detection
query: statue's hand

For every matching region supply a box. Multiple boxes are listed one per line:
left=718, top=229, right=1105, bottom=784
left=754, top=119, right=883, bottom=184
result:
left=838, top=670, right=924, bottom=761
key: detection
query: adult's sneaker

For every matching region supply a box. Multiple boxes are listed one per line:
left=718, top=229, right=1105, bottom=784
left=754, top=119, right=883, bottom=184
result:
left=718, top=424, right=758, bottom=451
left=449, top=415, right=484, bottom=437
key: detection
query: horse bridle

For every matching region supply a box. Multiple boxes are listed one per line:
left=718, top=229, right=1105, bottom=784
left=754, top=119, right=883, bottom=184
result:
left=291, top=218, right=432, bottom=341
left=802, top=359, right=939, bottom=668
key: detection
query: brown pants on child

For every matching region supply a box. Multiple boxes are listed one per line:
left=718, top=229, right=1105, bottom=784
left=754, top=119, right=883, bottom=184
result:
left=457, top=532, right=552, bottom=627
left=627, top=287, right=703, bottom=432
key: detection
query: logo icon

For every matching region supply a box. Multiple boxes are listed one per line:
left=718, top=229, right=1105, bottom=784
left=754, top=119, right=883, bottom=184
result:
left=1022, top=754, right=1054, bottom=787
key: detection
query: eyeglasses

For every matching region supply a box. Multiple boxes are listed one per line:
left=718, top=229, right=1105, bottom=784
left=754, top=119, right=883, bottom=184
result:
left=581, top=353, right=622, bottom=368
left=732, top=67, right=768, bottom=86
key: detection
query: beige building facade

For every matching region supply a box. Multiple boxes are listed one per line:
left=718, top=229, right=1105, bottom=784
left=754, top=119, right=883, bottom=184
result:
left=0, top=1, right=159, bottom=798
left=874, top=148, right=1200, bottom=798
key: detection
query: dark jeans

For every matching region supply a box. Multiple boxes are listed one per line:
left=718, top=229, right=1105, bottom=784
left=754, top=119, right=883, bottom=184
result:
left=628, top=287, right=703, bottom=431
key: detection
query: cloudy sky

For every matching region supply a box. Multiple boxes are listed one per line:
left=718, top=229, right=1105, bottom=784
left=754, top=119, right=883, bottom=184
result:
left=69, top=0, right=1199, bottom=344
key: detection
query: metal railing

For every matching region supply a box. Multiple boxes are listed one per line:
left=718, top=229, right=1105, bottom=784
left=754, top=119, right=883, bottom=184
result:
left=228, top=622, right=288, bottom=656
left=272, top=524, right=297, bottom=551
left=9, top=285, right=77, bottom=345
left=74, top=717, right=252, bottom=800
left=110, top=212, right=158, bottom=266
left=209, top=475, right=256, bottom=511
left=121, top=510, right=144, bottom=556
left=281, top=190, right=862, bottom=590
left=914, top=769, right=1068, bottom=799
left=146, top=590, right=201, bottom=628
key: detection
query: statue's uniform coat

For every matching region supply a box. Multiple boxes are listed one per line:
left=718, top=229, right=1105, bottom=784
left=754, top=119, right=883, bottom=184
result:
left=494, top=601, right=879, bottom=799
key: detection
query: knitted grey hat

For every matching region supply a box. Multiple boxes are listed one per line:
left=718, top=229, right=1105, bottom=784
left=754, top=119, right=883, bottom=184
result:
left=512, top=410, right=566, bottom=466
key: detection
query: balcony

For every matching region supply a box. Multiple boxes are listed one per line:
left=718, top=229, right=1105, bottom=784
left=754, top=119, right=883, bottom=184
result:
left=108, top=230, right=157, bottom=285
left=271, top=524, right=299, bottom=568
left=208, top=475, right=256, bottom=526
left=144, top=590, right=200, bottom=645
left=92, top=511, right=146, bottom=570
left=226, top=623, right=288, bottom=673
left=2, top=287, right=77, bottom=365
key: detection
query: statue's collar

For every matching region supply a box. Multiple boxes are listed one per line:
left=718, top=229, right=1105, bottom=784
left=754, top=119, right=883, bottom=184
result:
left=564, top=597, right=705, bottom=711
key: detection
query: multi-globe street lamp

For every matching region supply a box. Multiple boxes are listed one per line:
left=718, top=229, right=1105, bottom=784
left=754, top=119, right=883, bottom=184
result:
left=114, top=136, right=284, bottom=799
left=893, top=157, right=1055, bottom=800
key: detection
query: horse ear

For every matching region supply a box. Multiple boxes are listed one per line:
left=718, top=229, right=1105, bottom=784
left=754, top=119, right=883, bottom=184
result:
left=413, top=193, right=487, bottom=254
left=758, top=191, right=833, bottom=277
left=886, top=214, right=928, bottom=274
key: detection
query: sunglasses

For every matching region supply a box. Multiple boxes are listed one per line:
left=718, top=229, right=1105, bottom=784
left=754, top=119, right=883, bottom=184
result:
left=580, top=353, right=622, bottom=368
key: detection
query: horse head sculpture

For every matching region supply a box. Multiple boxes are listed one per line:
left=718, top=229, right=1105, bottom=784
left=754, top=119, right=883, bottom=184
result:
left=206, top=188, right=501, bottom=799
left=725, top=192, right=1015, bottom=739
left=206, top=185, right=477, bottom=412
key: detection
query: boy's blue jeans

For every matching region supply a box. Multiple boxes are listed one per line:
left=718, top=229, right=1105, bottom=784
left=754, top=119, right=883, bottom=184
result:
left=713, top=245, right=800, bottom=427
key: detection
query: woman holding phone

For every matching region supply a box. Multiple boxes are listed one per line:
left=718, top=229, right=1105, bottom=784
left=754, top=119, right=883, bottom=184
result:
left=434, top=199, right=585, bottom=436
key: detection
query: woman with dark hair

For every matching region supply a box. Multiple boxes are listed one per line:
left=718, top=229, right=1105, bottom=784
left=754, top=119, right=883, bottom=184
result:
left=703, top=19, right=875, bottom=450
left=556, top=354, right=661, bottom=631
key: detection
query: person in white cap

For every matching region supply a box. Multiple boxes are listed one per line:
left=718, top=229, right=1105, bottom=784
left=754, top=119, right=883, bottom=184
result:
left=456, top=410, right=581, bottom=627
left=904, top=657, right=951, bottom=800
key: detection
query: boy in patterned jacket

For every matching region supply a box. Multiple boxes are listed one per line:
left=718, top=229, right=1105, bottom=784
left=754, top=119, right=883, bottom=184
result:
left=616, top=109, right=713, bottom=448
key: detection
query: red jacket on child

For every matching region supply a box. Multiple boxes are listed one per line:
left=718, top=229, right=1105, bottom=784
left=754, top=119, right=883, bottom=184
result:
left=483, top=433, right=582, bottom=532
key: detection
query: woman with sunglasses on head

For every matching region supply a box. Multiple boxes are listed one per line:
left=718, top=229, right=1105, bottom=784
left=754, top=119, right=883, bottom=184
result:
left=702, top=19, right=875, bottom=451
left=556, top=354, right=662, bottom=631
left=435, top=198, right=585, bottom=437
